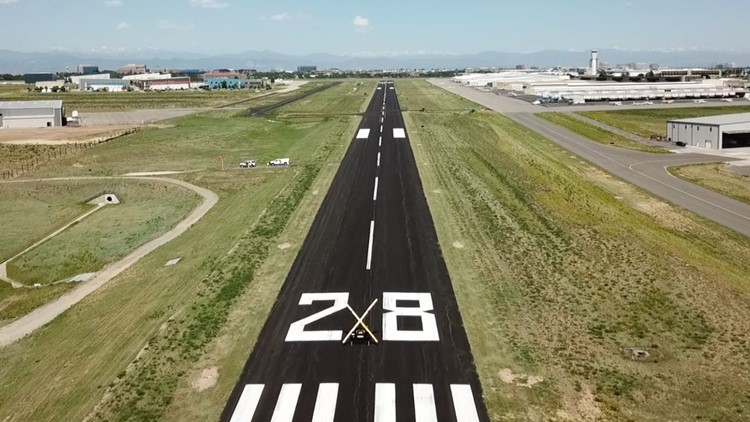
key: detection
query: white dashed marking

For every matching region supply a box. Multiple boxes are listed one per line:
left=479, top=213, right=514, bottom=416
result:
left=379, top=136, right=382, bottom=147
left=377, top=152, right=381, bottom=167
left=356, top=129, right=370, bottom=139
left=450, top=384, right=481, bottom=422
left=366, top=220, right=375, bottom=270
left=393, top=128, right=406, bottom=138
left=373, top=177, right=379, bottom=201
left=380, top=124, right=383, bottom=132
left=413, top=384, right=438, bottom=422
left=375, top=383, right=396, bottom=422
left=229, top=384, right=264, bottom=422
left=271, top=383, right=302, bottom=422
left=312, top=383, right=339, bottom=422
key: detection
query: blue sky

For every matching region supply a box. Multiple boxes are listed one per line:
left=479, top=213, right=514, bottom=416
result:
left=1, top=0, right=749, bottom=55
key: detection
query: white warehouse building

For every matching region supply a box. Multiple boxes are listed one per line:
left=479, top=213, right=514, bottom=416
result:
left=668, top=113, right=750, bottom=150
left=526, top=79, right=744, bottom=102
left=0, top=100, right=64, bottom=129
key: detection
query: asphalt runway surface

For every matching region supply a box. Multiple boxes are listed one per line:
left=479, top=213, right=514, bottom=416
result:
left=430, top=80, right=750, bottom=238
left=221, top=83, right=489, bottom=421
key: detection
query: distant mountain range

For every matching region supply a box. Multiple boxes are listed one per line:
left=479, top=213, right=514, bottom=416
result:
left=1, top=48, right=749, bottom=74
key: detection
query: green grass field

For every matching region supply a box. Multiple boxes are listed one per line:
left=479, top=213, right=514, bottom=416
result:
left=0, top=80, right=374, bottom=422
left=538, top=112, right=669, bottom=153
left=581, top=105, right=750, bottom=138
left=397, top=78, right=477, bottom=112
left=6, top=180, right=200, bottom=285
left=402, top=80, right=750, bottom=421
left=670, top=162, right=750, bottom=205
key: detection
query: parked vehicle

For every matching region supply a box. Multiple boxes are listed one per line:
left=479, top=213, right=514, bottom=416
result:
left=239, top=160, right=256, bottom=168
left=268, top=158, right=290, bottom=166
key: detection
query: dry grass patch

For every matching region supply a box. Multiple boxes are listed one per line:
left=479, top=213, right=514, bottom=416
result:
left=670, top=162, right=750, bottom=206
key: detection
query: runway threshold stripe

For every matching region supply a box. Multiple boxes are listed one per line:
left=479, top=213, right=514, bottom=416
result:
left=373, top=177, right=379, bottom=201
left=270, top=383, right=302, bottom=422
left=366, top=220, right=375, bottom=270
left=413, top=384, right=438, bottom=422
left=374, top=383, right=396, bottom=422
left=311, top=383, right=339, bottom=422
left=450, top=384, right=480, bottom=422
left=229, top=384, right=264, bottom=422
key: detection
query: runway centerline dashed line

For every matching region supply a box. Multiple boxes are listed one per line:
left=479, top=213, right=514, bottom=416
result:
left=366, top=220, right=375, bottom=270
left=373, top=177, right=379, bottom=201
left=377, top=152, right=381, bottom=167
left=379, top=136, right=382, bottom=147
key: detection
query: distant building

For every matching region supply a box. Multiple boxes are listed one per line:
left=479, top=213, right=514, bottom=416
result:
left=35, top=80, right=66, bottom=91
left=123, top=73, right=172, bottom=81
left=24, top=72, right=56, bottom=84
left=77, top=65, right=100, bottom=75
left=205, top=77, right=245, bottom=89
left=515, top=64, right=526, bottom=70
left=201, top=69, right=243, bottom=79
left=117, top=64, right=148, bottom=75
left=80, top=79, right=131, bottom=92
left=0, top=100, right=64, bottom=129
left=71, top=73, right=111, bottom=87
left=297, top=66, right=317, bottom=73
left=142, top=77, right=192, bottom=91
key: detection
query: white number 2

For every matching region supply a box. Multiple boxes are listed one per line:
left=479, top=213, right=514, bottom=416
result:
left=285, top=293, right=349, bottom=342
left=382, top=292, right=440, bottom=341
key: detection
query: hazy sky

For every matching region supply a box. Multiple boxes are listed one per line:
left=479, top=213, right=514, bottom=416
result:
left=1, top=0, right=749, bottom=55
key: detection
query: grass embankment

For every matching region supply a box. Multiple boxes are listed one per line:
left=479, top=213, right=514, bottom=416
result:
left=670, top=162, right=750, bottom=205
left=0, top=144, right=68, bottom=174
left=0, top=80, right=374, bottom=422
left=538, top=112, right=668, bottom=153
left=6, top=180, right=200, bottom=285
left=581, top=106, right=750, bottom=138
left=0, top=88, right=272, bottom=112
left=401, top=79, right=750, bottom=421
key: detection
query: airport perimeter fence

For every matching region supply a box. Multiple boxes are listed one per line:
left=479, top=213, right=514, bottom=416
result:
left=1, top=129, right=137, bottom=181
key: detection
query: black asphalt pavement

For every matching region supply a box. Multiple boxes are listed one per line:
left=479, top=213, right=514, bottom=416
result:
left=221, top=83, right=489, bottom=421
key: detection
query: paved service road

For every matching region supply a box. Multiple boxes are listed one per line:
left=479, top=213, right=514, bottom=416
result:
left=222, top=83, right=489, bottom=421
left=429, top=80, right=750, bottom=238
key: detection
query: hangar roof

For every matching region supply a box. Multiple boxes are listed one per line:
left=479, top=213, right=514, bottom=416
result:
left=669, top=112, right=750, bottom=126
left=0, top=100, right=63, bottom=109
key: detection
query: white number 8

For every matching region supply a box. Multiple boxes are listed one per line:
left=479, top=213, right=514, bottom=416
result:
left=382, top=292, right=440, bottom=341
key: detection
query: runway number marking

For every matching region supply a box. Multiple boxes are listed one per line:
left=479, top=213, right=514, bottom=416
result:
left=285, top=292, right=440, bottom=342
left=285, top=293, right=349, bottom=342
left=382, top=292, right=439, bottom=342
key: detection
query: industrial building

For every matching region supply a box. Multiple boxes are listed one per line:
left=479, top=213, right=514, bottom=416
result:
left=24, top=72, right=56, bottom=84
left=80, top=79, right=131, bottom=92
left=205, top=77, right=245, bottom=89
left=524, top=79, right=744, bottom=102
left=71, top=73, right=110, bottom=87
left=297, top=66, right=317, bottom=73
left=123, top=73, right=172, bottom=81
left=141, top=77, right=192, bottom=91
left=668, top=113, right=750, bottom=150
left=0, top=100, right=64, bottom=129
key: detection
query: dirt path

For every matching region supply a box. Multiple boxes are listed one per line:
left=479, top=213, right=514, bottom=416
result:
left=0, top=175, right=218, bottom=348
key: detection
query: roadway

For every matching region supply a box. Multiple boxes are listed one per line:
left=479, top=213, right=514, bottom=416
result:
left=430, top=79, right=750, bottom=238
left=221, top=82, right=489, bottom=421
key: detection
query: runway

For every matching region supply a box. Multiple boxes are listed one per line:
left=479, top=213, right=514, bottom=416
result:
left=430, top=80, right=750, bottom=238
left=221, top=83, right=489, bottom=421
